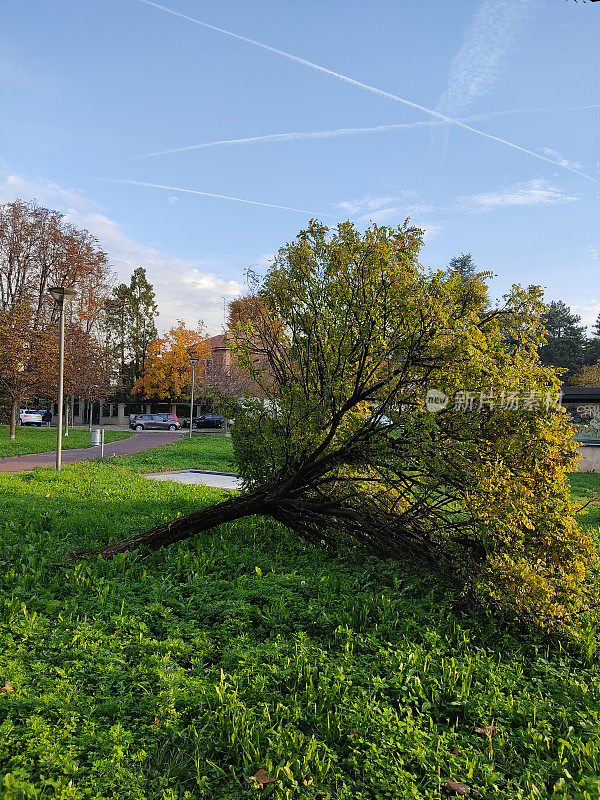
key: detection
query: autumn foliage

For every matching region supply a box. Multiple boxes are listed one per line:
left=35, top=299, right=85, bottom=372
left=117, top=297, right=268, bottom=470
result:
left=134, top=320, right=210, bottom=401
left=0, top=199, right=116, bottom=430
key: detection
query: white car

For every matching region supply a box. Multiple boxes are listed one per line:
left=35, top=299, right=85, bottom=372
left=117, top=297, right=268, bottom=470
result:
left=19, top=409, right=43, bottom=426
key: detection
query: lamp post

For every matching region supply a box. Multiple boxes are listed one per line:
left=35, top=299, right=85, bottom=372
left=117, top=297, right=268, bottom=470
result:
left=189, top=356, right=199, bottom=438
left=49, top=286, right=77, bottom=470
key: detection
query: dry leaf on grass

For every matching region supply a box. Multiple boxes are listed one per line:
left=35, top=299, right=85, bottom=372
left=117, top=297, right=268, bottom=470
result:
left=1, top=681, right=13, bottom=693
left=445, top=779, right=471, bottom=795
left=249, top=769, right=274, bottom=789
left=475, top=725, right=497, bottom=736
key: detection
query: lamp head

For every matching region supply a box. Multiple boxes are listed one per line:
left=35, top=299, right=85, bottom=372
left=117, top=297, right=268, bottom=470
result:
left=49, top=286, right=77, bottom=306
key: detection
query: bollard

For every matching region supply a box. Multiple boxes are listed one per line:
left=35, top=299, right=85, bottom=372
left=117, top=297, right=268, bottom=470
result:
left=100, top=428, right=105, bottom=458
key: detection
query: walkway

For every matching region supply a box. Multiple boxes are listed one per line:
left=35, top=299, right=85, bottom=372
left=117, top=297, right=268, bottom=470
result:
left=142, top=469, right=242, bottom=490
left=0, top=432, right=183, bottom=474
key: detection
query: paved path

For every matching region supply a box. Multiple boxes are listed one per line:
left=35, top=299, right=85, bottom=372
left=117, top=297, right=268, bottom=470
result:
left=143, top=469, right=242, bottom=490
left=0, top=432, right=183, bottom=473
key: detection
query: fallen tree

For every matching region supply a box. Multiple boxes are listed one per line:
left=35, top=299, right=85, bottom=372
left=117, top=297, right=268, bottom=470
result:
left=83, top=220, right=596, bottom=629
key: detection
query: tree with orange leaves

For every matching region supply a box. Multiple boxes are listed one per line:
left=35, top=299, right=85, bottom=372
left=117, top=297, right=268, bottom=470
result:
left=0, top=304, right=56, bottom=439
left=134, top=320, right=210, bottom=402
left=0, top=199, right=113, bottom=335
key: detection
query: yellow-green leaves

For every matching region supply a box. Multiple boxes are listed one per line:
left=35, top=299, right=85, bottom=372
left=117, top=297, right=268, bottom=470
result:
left=228, top=219, right=596, bottom=634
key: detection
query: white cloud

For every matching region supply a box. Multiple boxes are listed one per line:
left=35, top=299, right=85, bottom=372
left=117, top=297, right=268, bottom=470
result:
left=360, top=203, right=435, bottom=225
left=460, top=178, right=577, bottom=213
left=336, top=196, right=407, bottom=215
left=0, top=171, right=246, bottom=334
left=541, top=147, right=582, bottom=170
left=437, top=0, right=535, bottom=117
left=589, top=245, right=599, bottom=261
left=180, top=270, right=243, bottom=297
left=332, top=194, right=441, bottom=240
left=570, top=301, right=600, bottom=328
left=0, top=173, right=95, bottom=211
left=334, top=194, right=435, bottom=225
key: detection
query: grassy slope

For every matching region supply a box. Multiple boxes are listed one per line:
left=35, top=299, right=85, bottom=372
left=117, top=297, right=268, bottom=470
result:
left=0, top=426, right=132, bottom=458
left=0, top=442, right=599, bottom=799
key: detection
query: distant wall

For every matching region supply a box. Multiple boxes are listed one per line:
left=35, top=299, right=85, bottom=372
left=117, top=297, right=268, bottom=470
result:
left=576, top=444, right=600, bottom=472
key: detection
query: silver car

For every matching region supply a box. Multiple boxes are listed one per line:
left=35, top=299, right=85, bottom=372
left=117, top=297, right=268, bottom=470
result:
left=130, top=413, right=181, bottom=431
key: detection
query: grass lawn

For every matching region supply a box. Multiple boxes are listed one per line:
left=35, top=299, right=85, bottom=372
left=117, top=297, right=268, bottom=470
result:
left=569, top=473, right=600, bottom=530
left=120, top=433, right=235, bottom=474
left=0, top=426, right=133, bottom=459
left=0, top=441, right=600, bottom=798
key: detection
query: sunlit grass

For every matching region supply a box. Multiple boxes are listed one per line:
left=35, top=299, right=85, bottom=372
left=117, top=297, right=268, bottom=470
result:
left=0, top=440, right=599, bottom=798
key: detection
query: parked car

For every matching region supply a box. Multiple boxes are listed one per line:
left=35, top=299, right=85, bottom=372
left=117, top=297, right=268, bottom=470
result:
left=129, top=413, right=181, bottom=431
left=181, top=413, right=226, bottom=429
left=41, top=409, right=53, bottom=424
left=19, top=409, right=43, bottom=426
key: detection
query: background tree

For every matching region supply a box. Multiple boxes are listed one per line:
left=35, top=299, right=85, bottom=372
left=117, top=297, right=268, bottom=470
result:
left=571, top=363, right=600, bottom=387
left=538, top=300, right=587, bottom=381
left=448, top=252, right=477, bottom=285
left=86, top=221, right=593, bottom=632
left=0, top=305, right=54, bottom=438
left=0, top=198, right=116, bottom=426
left=0, top=199, right=112, bottom=333
left=104, top=268, right=158, bottom=400
left=134, top=320, right=210, bottom=402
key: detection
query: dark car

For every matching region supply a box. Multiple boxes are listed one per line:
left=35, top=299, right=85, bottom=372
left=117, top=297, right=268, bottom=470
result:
left=130, top=413, right=181, bottom=431
left=182, top=413, right=226, bottom=429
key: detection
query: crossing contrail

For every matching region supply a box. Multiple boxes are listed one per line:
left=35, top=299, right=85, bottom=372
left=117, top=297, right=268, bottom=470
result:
left=83, top=176, right=334, bottom=216
left=133, top=122, right=432, bottom=159
left=132, top=105, right=600, bottom=161
left=137, top=0, right=596, bottom=182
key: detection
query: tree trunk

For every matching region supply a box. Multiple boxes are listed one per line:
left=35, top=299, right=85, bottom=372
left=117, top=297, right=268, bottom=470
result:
left=9, top=401, right=18, bottom=440
left=78, top=489, right=268, bottom=559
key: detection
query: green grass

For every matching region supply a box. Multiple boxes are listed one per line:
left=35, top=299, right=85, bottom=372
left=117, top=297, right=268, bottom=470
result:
left=0, top=443, right=600, bottom=798
left=0, top=426, right=133, bottom=459
left=569, top=473, right=600, bottom=530
left=120, top=433, right=235, bottom=474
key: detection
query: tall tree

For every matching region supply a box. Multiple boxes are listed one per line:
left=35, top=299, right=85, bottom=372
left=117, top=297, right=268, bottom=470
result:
left=538, top=300, right=586, bottom=381
left=84, top=221, right=593, bottom=632
left=104, top=268, right=158, bottom=399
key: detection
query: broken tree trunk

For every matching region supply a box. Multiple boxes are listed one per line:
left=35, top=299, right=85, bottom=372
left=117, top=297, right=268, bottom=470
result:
left=79, top=488, right=269, bottom=559
left=76, top=475, right=448, bottom=570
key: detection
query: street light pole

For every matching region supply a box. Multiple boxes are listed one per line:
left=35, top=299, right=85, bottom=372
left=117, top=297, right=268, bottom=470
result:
left=189, top=356, right=199, bottom=439
left=49, top=287, right=77, bottom=470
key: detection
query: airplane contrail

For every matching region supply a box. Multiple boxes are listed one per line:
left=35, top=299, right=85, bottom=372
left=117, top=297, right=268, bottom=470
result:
left=137, top=0, right=596, bottom=182
left=133, top=122, right=432, bottom=159
left=132, top=105, right=600, bottom=161
left=84, top=176, right=334, bottom=216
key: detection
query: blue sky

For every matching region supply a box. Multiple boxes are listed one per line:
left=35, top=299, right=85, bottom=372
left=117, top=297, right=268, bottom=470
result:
left=1, top=0, right=598, bottom=334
